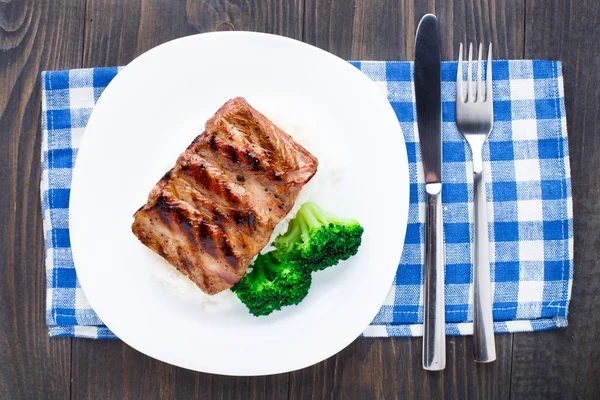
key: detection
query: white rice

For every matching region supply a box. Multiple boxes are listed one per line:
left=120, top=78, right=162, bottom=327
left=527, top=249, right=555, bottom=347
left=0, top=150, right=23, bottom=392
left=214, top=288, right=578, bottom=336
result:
left=149, top=115, right=344, bottom=310
left=148, top=253, right=239, bottom=310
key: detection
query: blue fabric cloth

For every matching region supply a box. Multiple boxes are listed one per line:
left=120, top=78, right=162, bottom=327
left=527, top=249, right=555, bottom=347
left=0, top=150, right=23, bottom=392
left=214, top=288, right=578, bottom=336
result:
left=41, top=61, right=573, bottom=339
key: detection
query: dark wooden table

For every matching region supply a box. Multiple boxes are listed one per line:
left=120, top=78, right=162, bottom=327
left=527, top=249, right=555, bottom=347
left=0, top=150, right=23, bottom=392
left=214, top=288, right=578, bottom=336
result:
left=1, top=1, right=598, bottom=399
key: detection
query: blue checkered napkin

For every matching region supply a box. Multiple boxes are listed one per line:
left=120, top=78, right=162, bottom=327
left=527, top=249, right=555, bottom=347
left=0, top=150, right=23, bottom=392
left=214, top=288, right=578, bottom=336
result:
left=42, top=68, right=120, bottom=339
left=41, top=61, right=572, bottom=339
left=358, top=60, right=573, bottom=337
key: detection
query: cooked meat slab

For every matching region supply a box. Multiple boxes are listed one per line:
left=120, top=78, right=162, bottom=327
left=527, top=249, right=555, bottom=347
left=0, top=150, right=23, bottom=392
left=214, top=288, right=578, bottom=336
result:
left=132, top=97, right=318, bottom=294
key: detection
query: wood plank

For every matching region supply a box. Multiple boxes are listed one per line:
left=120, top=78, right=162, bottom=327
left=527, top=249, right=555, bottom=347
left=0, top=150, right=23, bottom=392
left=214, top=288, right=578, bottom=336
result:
left=71, top=339, right=290, bottom=400
left=304, top=0, right=415, bottom=60
left=510, top=1, right=600, bottom=398
left=295, top=1, right=525, bottom=398
left=304, top=0, right=524, bottom=61
left=72, top=340, right=288, bottom=400
left=82, top=0, right=303, bottom=68
left=0, top=0, right=85, bottom=399
left=71, top=340, right=176, bottom=400
left=289, top=335, right=512, bottom=400
left=412, top=0, right=525, bottom=60
left=71, top=1, right=303, bottom=398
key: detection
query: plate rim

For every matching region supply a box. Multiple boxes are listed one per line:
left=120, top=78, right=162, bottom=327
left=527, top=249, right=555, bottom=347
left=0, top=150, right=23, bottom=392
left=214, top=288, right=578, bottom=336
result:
left=70, top=31, right=410, bottom=376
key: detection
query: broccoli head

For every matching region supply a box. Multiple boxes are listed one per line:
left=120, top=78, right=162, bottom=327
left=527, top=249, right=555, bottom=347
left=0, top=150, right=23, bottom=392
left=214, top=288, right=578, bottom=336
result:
left=231, top=252, right=311, bottom=317
left=273, top=201, right=364, bottom=272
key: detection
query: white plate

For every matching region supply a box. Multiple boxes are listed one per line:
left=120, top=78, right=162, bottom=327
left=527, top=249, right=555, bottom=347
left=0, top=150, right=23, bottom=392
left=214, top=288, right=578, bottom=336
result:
left=70, top=32, right=409, bottom=376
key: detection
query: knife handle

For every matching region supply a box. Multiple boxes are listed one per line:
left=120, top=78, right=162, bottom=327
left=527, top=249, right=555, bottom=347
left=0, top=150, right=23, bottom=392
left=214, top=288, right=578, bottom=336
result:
left=423, top=183, right=446, bottom=371
left=473, top=170, right=497, bottom=362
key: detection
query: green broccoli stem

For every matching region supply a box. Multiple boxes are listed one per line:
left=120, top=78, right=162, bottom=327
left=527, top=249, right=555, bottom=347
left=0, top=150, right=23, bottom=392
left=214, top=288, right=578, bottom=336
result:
left=296, top=202, right=333, bottom=244
left=297, top=203, right=321, bottom=231
left=250, top=260, right=268, bottom=283
left=298, top=202, right=355, bottom=228
left=295, top=212, right=313, bottom=243
left=254, top=253, right=285, bottom=282
left=262, top=254, right=280, bottom=278
left=276, top=218, right=302, bottom=252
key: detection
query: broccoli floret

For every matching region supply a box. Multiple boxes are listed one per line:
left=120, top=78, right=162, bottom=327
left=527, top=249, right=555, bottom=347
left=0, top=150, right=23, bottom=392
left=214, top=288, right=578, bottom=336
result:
left=232, top=252, right=311, bottom=317
left=273, top=202, right=364, bottom=272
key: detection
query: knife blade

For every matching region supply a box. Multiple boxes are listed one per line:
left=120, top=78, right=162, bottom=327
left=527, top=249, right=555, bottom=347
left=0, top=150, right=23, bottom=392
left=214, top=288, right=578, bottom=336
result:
left=415, top=14, right=442, bottom=185
left=414, top=13, right=446, bottom=371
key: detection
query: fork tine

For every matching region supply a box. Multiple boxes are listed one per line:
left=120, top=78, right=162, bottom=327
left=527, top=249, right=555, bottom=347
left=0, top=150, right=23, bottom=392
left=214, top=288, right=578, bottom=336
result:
left=467, top=43, right=474, bottom=102
left=476, top=43, right=483, bottom=102
left=486, top=43, right=493, bottom=102
left=457, top=43, right=464, bottom=103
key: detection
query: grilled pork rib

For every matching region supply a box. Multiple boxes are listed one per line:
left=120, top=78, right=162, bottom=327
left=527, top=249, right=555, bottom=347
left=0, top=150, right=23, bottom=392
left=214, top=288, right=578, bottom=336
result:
left=132, top=97, right=318, bottom=294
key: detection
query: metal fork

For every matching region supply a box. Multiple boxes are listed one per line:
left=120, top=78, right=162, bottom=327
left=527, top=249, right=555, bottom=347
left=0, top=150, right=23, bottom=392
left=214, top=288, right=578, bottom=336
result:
left=455, top=42, right=496, bottom=363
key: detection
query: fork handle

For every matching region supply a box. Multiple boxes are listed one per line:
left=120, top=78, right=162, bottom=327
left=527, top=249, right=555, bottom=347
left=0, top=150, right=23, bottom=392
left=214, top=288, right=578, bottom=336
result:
left=473, top=170, right=497, bottom=362
left=423, top=183, right=446, bottom=371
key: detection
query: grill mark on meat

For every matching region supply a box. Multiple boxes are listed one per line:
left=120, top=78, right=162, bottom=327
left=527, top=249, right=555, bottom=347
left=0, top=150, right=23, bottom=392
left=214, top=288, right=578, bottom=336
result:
left=246, top=151, right=261, bottom=171
left=221, top=236, right=237, bottom=268
left=154, top=195, right=199, bottom=246
left=155, top=196, right=172, bottom=226
left=198, top=219, right=239, bottom=269
left=231, top=210, right=257, bottom=231
left=247, top=211, right=256, bottom=230
left=178, top=217, right=195, bottom=245
left=209, top=134, right=217, bottom=151
left=191, top=162, right=209, bottom=186
left=174, top=205, right=196, bottom=242
left=212, top=209, right=223, bottom=226
left=227, top=144, right=239, bottom=163
left=198, top=220, right=219, bottom=260
left=232, top=210, right=245, bottom=225
left=271, top=171, right=283, bottom=181
left=223, top=185, right=240, bottom=205
left=209, top=208, right=251, bottom=252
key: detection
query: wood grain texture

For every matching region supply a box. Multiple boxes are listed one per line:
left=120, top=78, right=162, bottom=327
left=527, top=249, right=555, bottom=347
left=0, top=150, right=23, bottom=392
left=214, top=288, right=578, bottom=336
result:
left=509, top=1, right=600, bottom=399
left=303, top=0, right=524, bottom=61
left=82, top=0, right=303, bottom=67
left=71, top=339, right=290, bottom=400
left=71, top=336, right=290, bottom=400
left=289, top=335, right=512, bottom=400
left=0, top=0, right=86, bottom=399
left=71, top=340, right=176, bottom=400
left=304, top=0, right=415, bottom=60
left=70, top=1, right=303, bottom=399
left=412, top=0, right=525, bottom=60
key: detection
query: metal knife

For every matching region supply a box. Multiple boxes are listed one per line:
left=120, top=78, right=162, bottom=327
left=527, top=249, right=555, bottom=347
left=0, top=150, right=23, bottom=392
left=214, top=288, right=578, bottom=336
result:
left=414, top=13, right=446, bottom=371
